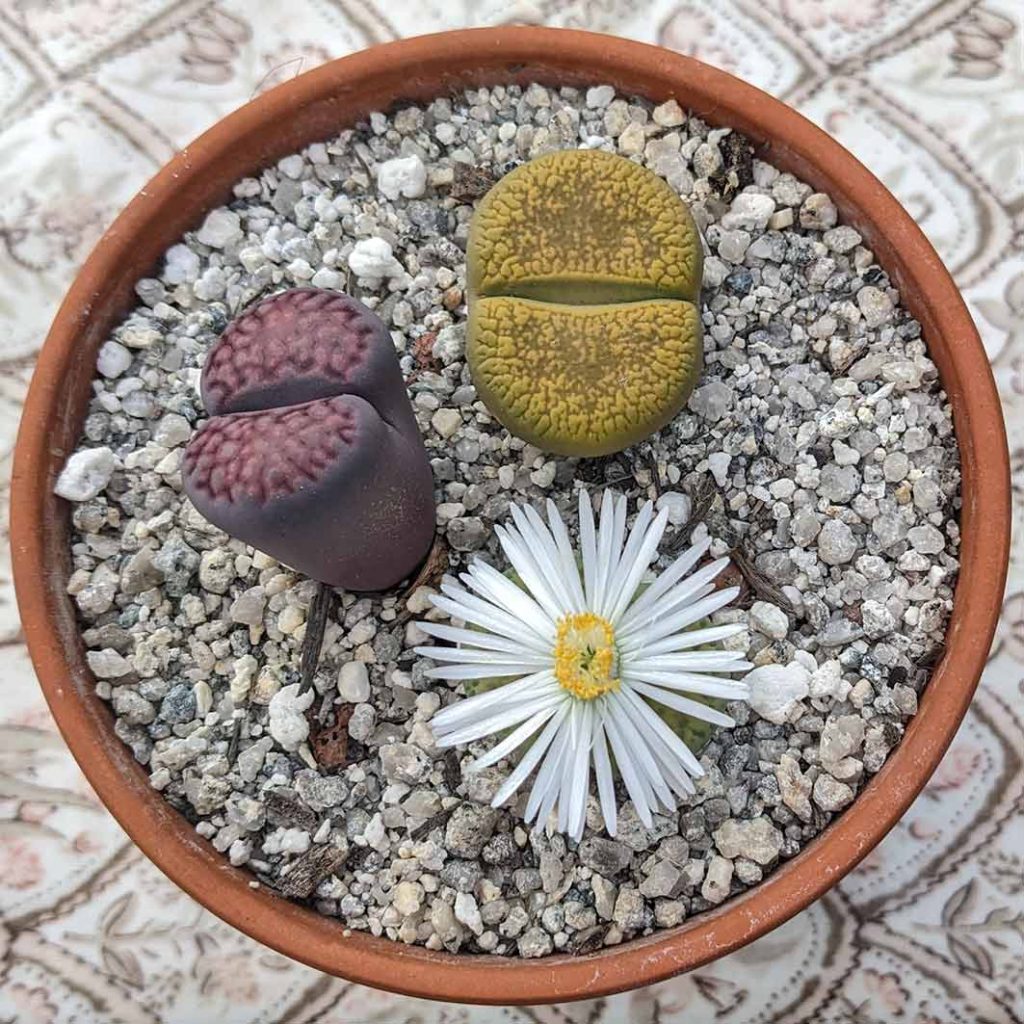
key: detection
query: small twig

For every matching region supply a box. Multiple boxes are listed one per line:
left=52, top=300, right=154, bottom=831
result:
left=646, top=451, right=663, bottom=498
left=664, top=473, right=717, bottom=555
left=409, top=807, right=454, bottom=842
left=298, top=582, right=334, bottom=695
left=730, top=546, right=795, bottom=615
left=443, top=749, right=462, bottom=792
left=226, top=716, right=243, bottom=763
left=603, top=469, right=632, bottom=487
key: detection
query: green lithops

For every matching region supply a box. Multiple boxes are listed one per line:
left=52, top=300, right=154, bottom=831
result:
left=467, top=148, right=704, bottom=457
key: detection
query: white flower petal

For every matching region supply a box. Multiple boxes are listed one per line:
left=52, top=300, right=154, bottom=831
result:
left=522, top=503, right=585, bottom=616
left=591, top=490, right=617, bottom=614
left=424, top=662, right=551, bottom=681
left=490, top=704, right=570, bottom=808
left=616, top=694, right=698, bottom=800
left=625, top=651, right=752, bottom=673
left=623, top=668, right=751, bottom=701
left=605, top=695, right=675, bottom=809
left=618, top=685, right=705, bottom=781
left=626, top=679, right=737, bottom=728
left=556, top=708, right=581, bottom=834
left=496, top=523, right=568, bottom=623
left=413, top=614, right=548, bottom=655
left=525, top=715, right=573, bottom=826
left=618, top=557, right=732, bottom=644
left=564, top=704, right=592, bottom=841
left=616, top=535, right=712, bottom=631
left=431, top=671, right=557, bottom=733
left=630, top=622, right=746, bottom=658
left=465, top=706, right=559, bottom=773
left=600, top=499, right=653, bottom=618
left=546, top=499, right=586, bottom=611
left=414, top=645, right=550, bottom=668
left=601, top=704, right=655, bottom=827
left=432, top=588, right=550, bottom=652
left=434, top=691, right=565, bottom=747
left=591, top=720, right=618, bottom=837
left=460, top=562, right=556, bottom=641
left=579, top=489, right=599, bottom=608
left=620, top=586, right=742, bottom=650
left=606, top=507, right=669, bottom=624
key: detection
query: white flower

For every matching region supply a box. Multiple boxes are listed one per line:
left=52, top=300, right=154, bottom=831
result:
left=416, top=490, right=751, bottom=841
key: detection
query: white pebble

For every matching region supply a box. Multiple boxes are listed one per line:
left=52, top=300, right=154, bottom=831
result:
left=405, top=587, right=436, bottom=615
left=230, top=654, right=258, bottom=704
left=655, top=491, right=691, bottom=526
left=721, top=192, right=776, bottom=232
left=54, top=447, right=117, bottom=501
left=432, top=408, right=462, bottom=439
left=377, top=155, right=427, bottom=200
left=808, top=658, right=849, bottom=701
left=311, top=268, right=343, bottom=289
left=154, top=413, right=192, bottom=448
left=193, top=680, right=213, bottom=716
left=348, top=237, right=403, bottom=279
left=96, top=341, right=131, bottom=378
left=338, top=661, right=371, bottom=703
left=652, top=98, right=685, bottom=127
left=707, top=452, right=732, bottom=487
left=746, top=662, right=810, bottom=724
left=392, top=880, right=424, bottom=917
left=278, top=154, right=305, bottom=179
left=454, top=891, right=484, bottom=936
left=163, top=243, right=200, bottom=284
left=86, top=648, right=131, bottom=679
left=585, top=85, right=615, bottom=109
left=195, top=208, right=242, bottom=249
left=748, top=601, right=789, bottom=640
left=268, top=683, right=314, bottom=751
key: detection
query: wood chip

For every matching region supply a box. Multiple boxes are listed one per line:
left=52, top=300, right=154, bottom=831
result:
left=450, top=163, right=496, bottom=201
left=264, top=788, right=318, bottom=833
left=569, top=924, right=609, bottom=955
left=297, top=582, right=334, bottom=696
left=730, top=546, right=795, bottom=614
left=400, top=534, right=449, bottom=599
left=411, top=331, right=440, bottom=374
left=409, top=807, right=454, bottom=842
left=278, top=843, right=348, bottom=900
left=308, top=704, right=355, bottom=771
left=710, top=558, right=750, bottom=607
left=443, top=749, right=461, bottom=793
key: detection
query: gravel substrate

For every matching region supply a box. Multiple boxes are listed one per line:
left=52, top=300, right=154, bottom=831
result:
left=60, top=82, right=960, bottom=957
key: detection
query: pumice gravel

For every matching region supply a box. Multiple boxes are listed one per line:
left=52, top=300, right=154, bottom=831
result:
left=59, top=82, right=959, bottom=957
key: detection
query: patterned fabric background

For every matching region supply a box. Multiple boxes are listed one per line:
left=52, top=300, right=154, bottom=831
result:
left=1, top=2, right=1022, bottom=1022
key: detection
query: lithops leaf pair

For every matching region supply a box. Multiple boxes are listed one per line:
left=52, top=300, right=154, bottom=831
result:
left=467, top=148, right=704, bottom=456
left=183, top=288, right=434, bottom=591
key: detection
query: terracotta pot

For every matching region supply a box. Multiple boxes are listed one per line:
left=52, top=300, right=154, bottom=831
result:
left=10, top=27, right=1010, bottom=1005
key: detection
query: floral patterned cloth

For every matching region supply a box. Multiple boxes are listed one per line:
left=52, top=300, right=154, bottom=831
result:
left=1, top=2, right=1022, bottom=1021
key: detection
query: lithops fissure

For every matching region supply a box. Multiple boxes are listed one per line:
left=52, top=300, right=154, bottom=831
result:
left=468, top=148, right=704, bottom=456
left=183, top=288, right=434, bottom=591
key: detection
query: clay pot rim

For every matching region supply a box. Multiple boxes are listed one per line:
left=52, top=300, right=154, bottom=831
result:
left=10, top=27, right=1010, bottom=1005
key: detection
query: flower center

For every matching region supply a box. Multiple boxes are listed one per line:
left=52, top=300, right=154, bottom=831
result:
left=554, top=612, right=620, bottom=700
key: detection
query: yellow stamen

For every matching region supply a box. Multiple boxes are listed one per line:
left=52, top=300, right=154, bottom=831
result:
left=554, top=612, right=620, bottom=700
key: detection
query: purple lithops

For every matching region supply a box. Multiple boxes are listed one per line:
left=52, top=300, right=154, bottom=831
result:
left=183, top=288, right=434, bottom=591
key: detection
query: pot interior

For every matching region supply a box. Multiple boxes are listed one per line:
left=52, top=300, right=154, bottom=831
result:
left=12, top=29, right=1006, bottom=1006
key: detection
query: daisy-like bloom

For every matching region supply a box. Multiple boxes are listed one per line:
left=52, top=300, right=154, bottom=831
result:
left=415, top=490, right=752, bottom=841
